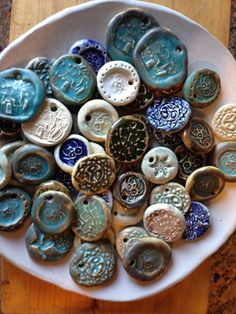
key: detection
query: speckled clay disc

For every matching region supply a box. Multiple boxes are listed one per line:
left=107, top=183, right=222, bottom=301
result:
left=212, top=104, right=236, bottom=141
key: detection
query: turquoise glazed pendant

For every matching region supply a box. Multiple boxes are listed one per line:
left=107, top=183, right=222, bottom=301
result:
left=106, top=9, right=159, bottom=64
left=31, top=191, right=75, bottom=235
left=133, top=27, right=188, bottom=93
left=0, top=187, right=31, bottom=231
left=50, top=54, right=96, bottom=106
left=25, top=223, right=74, bottom=261
left=0, top=68, right=45, bottom=122
left=12, top=144, right=56, bottom=185
left=69, top=242, right=117, bottom=286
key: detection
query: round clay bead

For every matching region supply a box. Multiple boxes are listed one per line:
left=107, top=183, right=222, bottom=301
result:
left=212, top=104, right=236, bottom=141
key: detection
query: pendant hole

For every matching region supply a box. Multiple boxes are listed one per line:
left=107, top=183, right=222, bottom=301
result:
left=76, top=58, right=81, bottom=64
left=85, top=115, right=91, bottom=122
left=129, top=260, right=135, bottom=267
left=51, top=106, right=57, bottom=112
left=83, top=200, right=88, bottom=205
left=149, top=157, right=154, bottom=163
left=123, top=238, right=128, bottom=243
left=78, top=262, right=84, bottom=267
left=16, top=74, right=22, bottom=80
left=11, top=193, right=17, bottom=199
left=211, top=192, right=215, bottom=196
left=46, top=195, right=53, bottom=201
left=122, top=195, right=128, bottom=200
left=176, top=46, right=182, bottom=53
left=193, top=93, right=197, bottom=98
left=114, top=211, right=118, bottom=216
left=165, top=188, right=170, bottom=192
left=128, top=81, right=133, bottom=85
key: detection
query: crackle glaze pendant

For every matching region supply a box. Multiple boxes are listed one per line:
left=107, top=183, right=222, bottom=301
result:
left=0, top=68, right=45, bottom=122
left=106, top=8, right=159, bottom=64
left=212, top=104, right=236, bottom=141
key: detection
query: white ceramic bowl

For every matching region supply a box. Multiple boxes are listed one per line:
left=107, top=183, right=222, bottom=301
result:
left=0, top=0, right=236, bottom=302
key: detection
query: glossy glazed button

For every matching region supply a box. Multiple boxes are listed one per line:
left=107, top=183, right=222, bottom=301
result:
left=73, top=195, right=111, bottom=241
left=125, top=83, right=155, bottom=112
left=143, top=204, right=186, bottom=242
left=25, top=223, right=74, bottom=261
left=22, top=98, right=73, bottom=147
left=54, top=134, right=93, bottom=174
left=26, top=57, right=55, bottom=97
left=185, top=166, right=225, bottom=201
left=105, top=115, right=149, bottom=163
left=34, top=180, right=71, bottom=200
left=133, top=27, right=188, bottom=93
left=181, top=118, right=214, bottom=154
left=174, top=144, right=207, bottom=180
left=71, top=153, right=116, bottom=195
left=106, top=8, right=159, bottom=64
left=50, top=54, right=96, bottom=106
left=150, top=182, right=191, bottom=215
left=123, top=237, right=172, bottom=281
left=69, top=38, right=110, bottom=74
left=183, top=68, right=221, bottom=108
left=212, top=104, right=236, bottom=141
left=211, top=141, right=236, bottom=181
left=0, top=119, right=20, bottom=137
left=0, top=68, right=45, bottom=122
left=113, top=171, right=149, bottom=208
left=147, top=97, right=191, bottom=133
left=0, top=187, right=31, bottom=231
left=183, top=201, right=210, bottom=240
left=12, top=144, right=56, bottom=185
left=90, top=142, right=106, bottom=154
left=97, top=61, right=140, bottom=106
left=153, top=130, right=182, bottom=149
left=141, top=147, right=178, bottom=184
left=77, top=99, right=119, bottom=142
left=0, top=149, right=12, bottom=189
left=31, top=191, right=75, bottom=235
left=53, top=169, right=75, bottom=194
left=69, top=242, right=117, bottom=286
left=116, top=226, right=148, bottom=258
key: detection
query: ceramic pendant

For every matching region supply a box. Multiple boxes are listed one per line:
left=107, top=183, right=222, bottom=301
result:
left=69, top=38, right=110, bottom=74
left=77, top=99, right=119, bottom=142
left=26, top=57, right=55, bottom=97
left=185, top=166, right=225, bottom=201
left=0, top=149, right=12, bottom=189
left=22, top=98, right=73, bottom=147
left=212, top=104, right=236, bottom=141
left=133, top=27, right=188, bottom=93
left=143, top=203, right=186, bottom=242
left=105, top=115, right=149, bottom=163
left=69, top=242, right=117, bottom=286
left=25, top=223, right=74, bottom=261
left=50, top=54, right=96, bottom=106
left=73, top=195, right=111, bottom=241
left=106, top=8, right=159, bottom=64
left=71, top=153, right=116, bottom=195
left=123, top=237, right=172, bottom=281
left=0, top=187, right=31, bottom=231
left=97, top=61, right=140, bottom=106
left=183, top=68, right=221, bottom=108
left=34, top=180, right=71, bottom=200
left=54, top=134, right=93, bottom=174
left=12, top=144, right=56, bottom=185
left=141, top=147, right=178, bottom=184
left=31, top=191, right=75, bottom=235
left=0, top=68, right=45, bottom=122
left=146, top=97, right=191, bottom=133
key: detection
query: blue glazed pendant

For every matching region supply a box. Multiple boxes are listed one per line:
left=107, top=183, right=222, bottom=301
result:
left=0, top=187, right=31, bottom=231
left=0, top=68, right=45, bottom=122
left=25, top=223, right=74, bottom=261
left=12, top=144, right=56, bottom=185
left=133, top=27, right=188, bottom=93
left=53, top=169, right=75, bottom=194
left=183, top=201, right=211, bottom=240
left=146, top=97, right=191, bottom=133
left=69, top=39, right=110, bottom=74
left=31, top=191, right=75, bottom=235
left=106, top=8, right=159, bottom=64
left=50, top=54, right=96, bottom=106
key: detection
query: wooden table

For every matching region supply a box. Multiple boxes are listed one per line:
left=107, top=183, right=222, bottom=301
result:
left=0, top=1, right=231, bottom=313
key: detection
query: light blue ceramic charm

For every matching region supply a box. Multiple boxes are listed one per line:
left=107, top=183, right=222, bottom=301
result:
left=0, top=187, right=31, bottom=231
left=50, top=54, right=96, bottom=106
left=12, top=144, right=56, bottom=185
left=0, top=68, right=45, bottom=122
left=31, top=191, right=75, bottom=235
left=69, top=39, right=110, bottom=74
left=146, top=97, right=191, bottom=133
left=106, top=8, right=159, bottom=64
left=25, top=223, right=74, bottom=261
left=183, top=201, right=210, bottom=240
left=133, top=27, right=188, bottom=93
left=27, top=57, right=55, bottom=97
left=69, top=242, right=117, bottom=286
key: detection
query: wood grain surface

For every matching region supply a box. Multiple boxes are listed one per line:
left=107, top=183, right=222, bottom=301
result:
left=1, top=0, right=231, bottom=313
